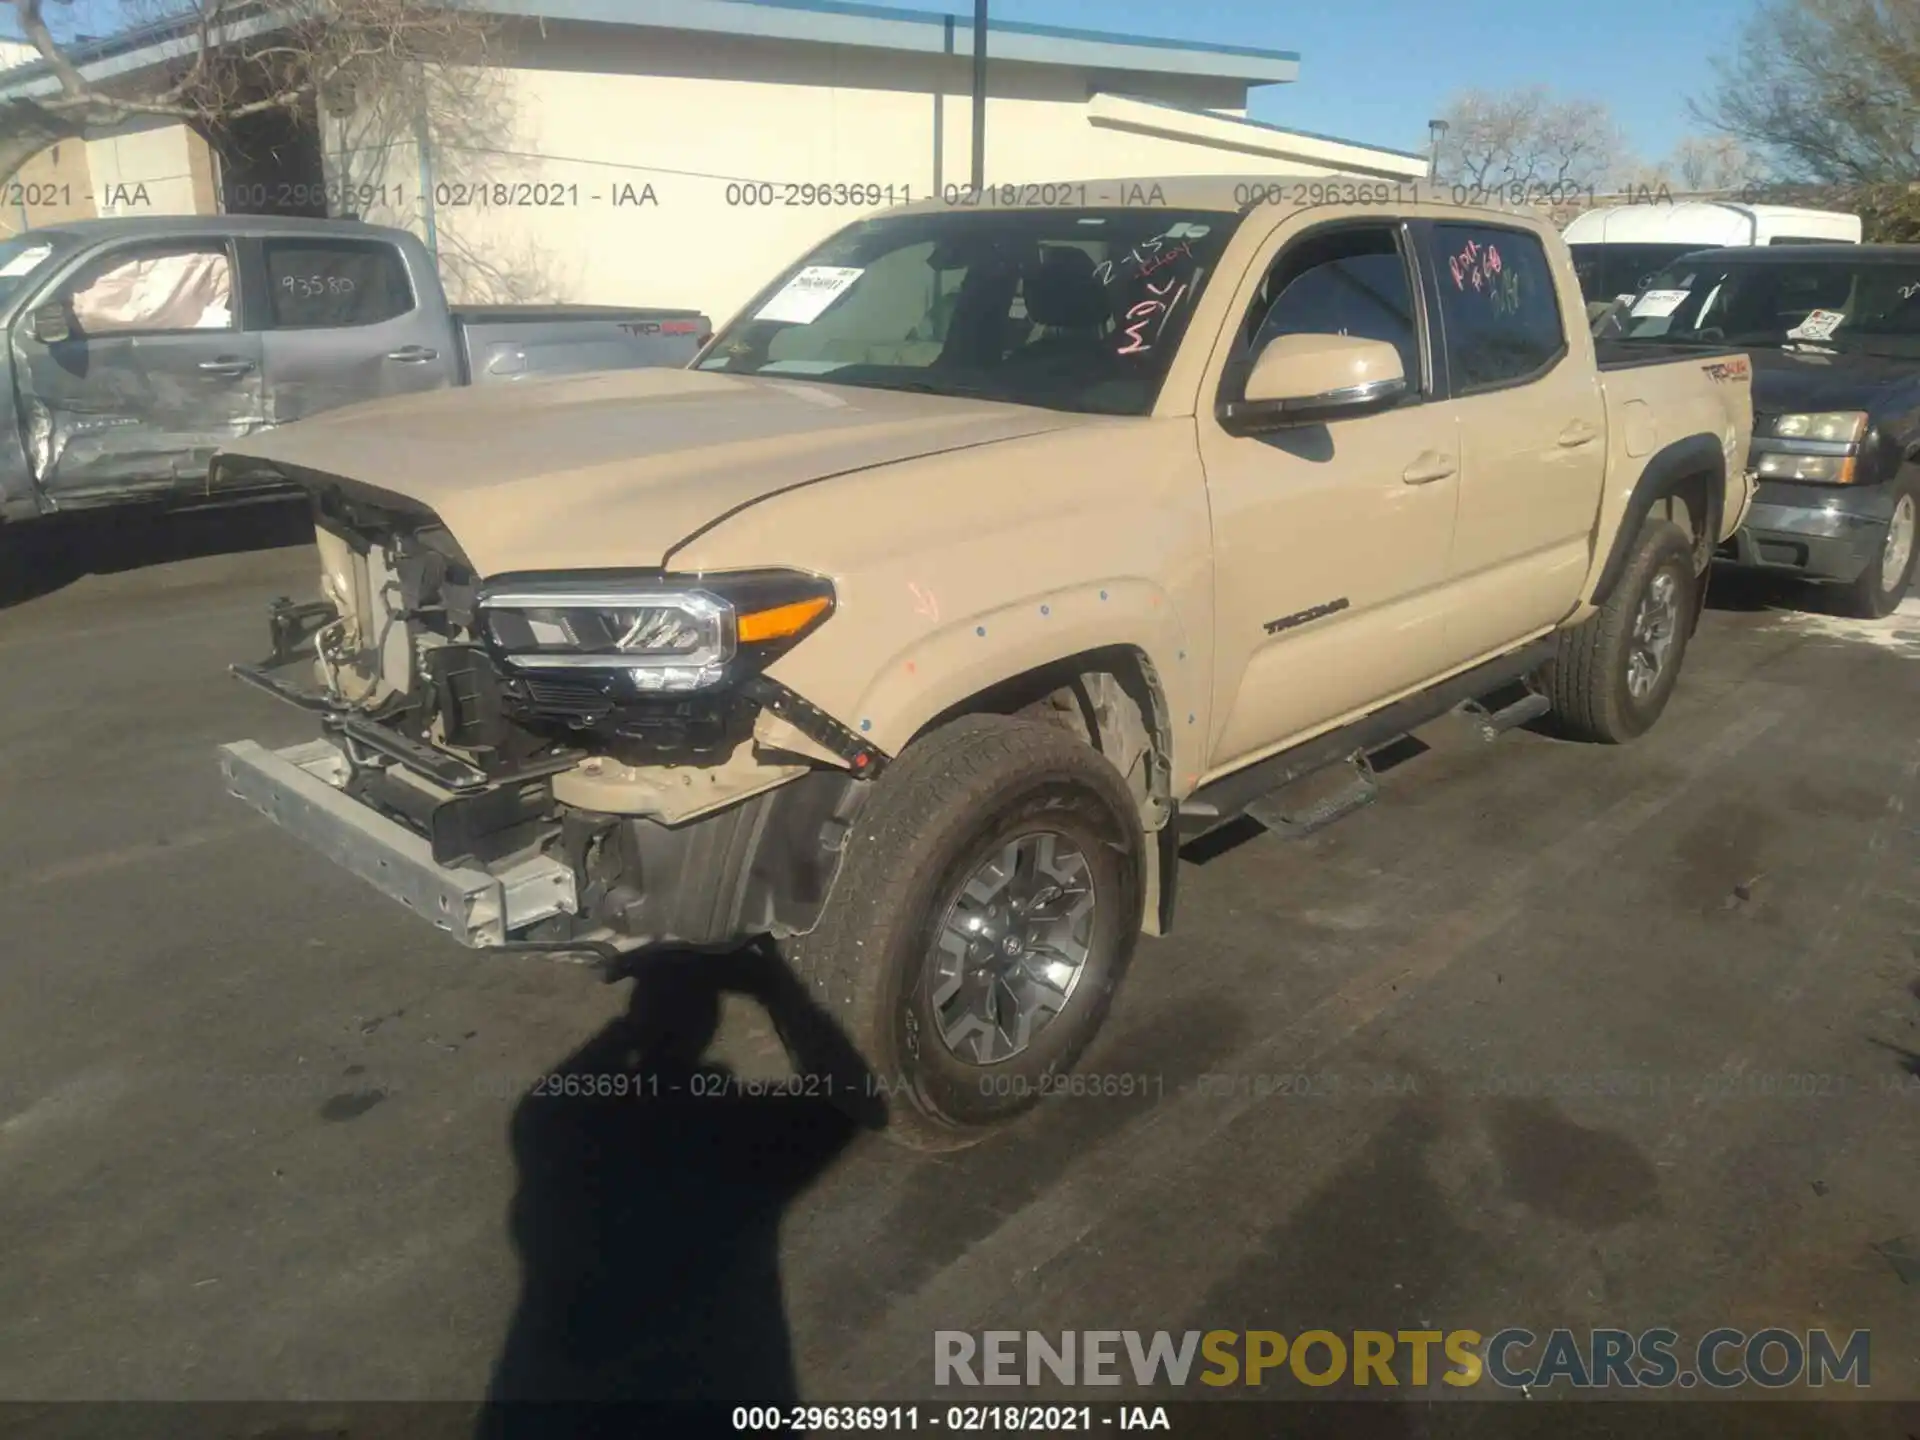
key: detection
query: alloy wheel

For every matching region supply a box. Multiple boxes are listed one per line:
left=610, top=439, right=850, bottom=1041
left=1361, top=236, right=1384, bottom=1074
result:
left=1627, top=567, right=1681, bottom=700
left=1882, top=493, right=1916, bottom=595
left=928, top=830, right=1097, bottom=1065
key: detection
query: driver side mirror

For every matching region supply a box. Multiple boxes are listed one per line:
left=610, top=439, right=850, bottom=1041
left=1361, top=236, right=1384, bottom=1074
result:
left=1217, top=334, right=1407, bottom=435
left=29, top=302, right=71, bottom=345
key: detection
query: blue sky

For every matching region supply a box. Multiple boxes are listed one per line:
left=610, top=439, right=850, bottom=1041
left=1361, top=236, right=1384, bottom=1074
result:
left=916, top=0, right=1761, bottom=163
left=21, top=0, right=1759, bottom=163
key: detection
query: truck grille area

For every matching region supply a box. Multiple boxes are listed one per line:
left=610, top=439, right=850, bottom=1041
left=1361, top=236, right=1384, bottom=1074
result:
left=512, top=670, right=742, bottom=755
left=521, top=673, right=616, bottom=717
left=412, top=624, right=743, bottom=761
left=303, top=477, right=751, bottom=771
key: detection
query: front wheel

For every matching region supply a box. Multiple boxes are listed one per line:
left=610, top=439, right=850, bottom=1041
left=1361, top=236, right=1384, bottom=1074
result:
left=1840, top=483, right=1917, bottom=619
left=1543, top=518, right=1697, bottom=744
left=787, top=714, right=1146, bottom=1149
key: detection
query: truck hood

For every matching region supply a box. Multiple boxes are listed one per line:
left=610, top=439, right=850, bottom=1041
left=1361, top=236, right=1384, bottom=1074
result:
left=1746, top=345, right=1920, bottom=416
left=217, top=367, right=1083, bottom=574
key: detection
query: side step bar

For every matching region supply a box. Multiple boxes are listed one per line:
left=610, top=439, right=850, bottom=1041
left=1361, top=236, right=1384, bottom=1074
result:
left=1244, top=754, right=1378, bottom=839
left=1456, top=686, right=1552, bottom=742
left=1180, top=637, right=1556, bottom=839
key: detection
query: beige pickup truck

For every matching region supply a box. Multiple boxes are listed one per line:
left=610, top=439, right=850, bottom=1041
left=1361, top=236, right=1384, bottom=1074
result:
left=215, top=178, right=1753, bottom=1146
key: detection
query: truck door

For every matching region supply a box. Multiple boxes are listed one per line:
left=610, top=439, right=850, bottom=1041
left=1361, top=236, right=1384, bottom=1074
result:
left=1415, top=221, right=1608, bottom=661
left=249, top=234, right=455, bottom=424
left=1197, top=219, right=1461, bottom=773
left=11, top=236, right=264, bottom=505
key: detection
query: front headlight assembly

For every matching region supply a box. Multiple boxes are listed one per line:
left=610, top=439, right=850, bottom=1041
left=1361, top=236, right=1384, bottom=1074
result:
left=476, top=569, right=834, bottom=694
left=1766, top=411, right=1868, bottom=443
left=1752, top=410, right=1871, bottom=485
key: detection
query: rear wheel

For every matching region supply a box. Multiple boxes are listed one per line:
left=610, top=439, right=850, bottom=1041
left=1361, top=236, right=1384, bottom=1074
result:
left=1840, top=483, right=1917, bottom=619
left=788, top=714, right=1145, bottom=1149
left=1544, top=518, right=1697, bottom=744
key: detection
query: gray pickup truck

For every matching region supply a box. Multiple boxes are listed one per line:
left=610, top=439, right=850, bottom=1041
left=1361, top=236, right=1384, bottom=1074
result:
left=0, top=214, right=709, bottom=526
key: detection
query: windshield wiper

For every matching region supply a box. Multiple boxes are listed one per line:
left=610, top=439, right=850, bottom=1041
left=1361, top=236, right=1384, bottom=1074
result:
left=842, top=377, right=1008, bottom=401
left=1612, top=336, right=1727, bottom=347
left=806, top=375, right=1118, bottom=414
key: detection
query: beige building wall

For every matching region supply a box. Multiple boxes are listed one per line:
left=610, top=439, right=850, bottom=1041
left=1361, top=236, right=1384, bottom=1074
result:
left=0, top=41, right=89, bottom=235
left=85, top=122, right=220, bottom=217
left=322, top=24, right=1413, bottom=323
left=0, top=33, right=216, bottom=238
left=0, top=141, right=97, bottom=236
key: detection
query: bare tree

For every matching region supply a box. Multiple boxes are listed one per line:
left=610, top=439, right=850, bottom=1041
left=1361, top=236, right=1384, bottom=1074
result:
left=0, top=0, right=495, bottom=189
left=1694, top=0, right=1920, bottom=182
left=318, top=52, right=562, bottom=300
left=1667, top=134, right=1767, bottom=191
left=1433, top=87, right=1630, bottom=190
left=1614, top=158, right=1676, bottom=193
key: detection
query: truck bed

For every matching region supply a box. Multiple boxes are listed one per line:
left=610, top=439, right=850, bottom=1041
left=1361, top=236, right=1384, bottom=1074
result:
left=453, top=305, right=712, bottom=385
left=1593, top=338, right=1747, bottom=371
left=449, top=304, right=706, bottom=324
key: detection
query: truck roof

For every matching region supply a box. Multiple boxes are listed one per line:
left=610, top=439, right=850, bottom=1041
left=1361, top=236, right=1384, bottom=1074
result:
left=1665, top=243, right=1920, bottom=264
left=888, top=174, right=1531, bottom=218
left=18, top=213, right=418, bottom=244
left=1561, top=201, right=1861, bottom=246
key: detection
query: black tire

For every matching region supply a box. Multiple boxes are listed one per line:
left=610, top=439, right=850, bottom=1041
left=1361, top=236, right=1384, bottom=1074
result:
left=787, top=714, right=1146, bottom=1150
left=1544, top=518, right=1697, bottom=744
left=1839, top=480, right=1918, bottom=619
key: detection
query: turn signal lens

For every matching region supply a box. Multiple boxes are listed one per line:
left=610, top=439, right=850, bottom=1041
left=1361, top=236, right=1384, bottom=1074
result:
left=738, top=594, right=833, bottom=643
left=1755, top=452, right=1857, bottom=483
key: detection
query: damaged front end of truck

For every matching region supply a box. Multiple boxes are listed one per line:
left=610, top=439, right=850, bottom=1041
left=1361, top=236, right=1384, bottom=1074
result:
left=217, top=460, right=884, bottom=970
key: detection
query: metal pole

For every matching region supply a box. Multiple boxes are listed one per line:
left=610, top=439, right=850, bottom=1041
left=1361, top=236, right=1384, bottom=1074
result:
left=970, top=0, right=986, bottom=191
left=934, top=12, right=952, bottom=195
left=415, top=106, right=438, bottom=260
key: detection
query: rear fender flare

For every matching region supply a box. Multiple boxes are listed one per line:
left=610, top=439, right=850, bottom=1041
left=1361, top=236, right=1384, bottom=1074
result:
left=1589, top=432, right=1726, bottom=607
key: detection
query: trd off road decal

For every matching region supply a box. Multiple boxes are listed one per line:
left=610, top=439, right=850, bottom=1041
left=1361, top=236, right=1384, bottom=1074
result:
left=1701, top=357, right=1751, bottom=383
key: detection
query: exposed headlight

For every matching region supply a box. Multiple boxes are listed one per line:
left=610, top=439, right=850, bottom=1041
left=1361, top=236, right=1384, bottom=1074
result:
left=477, top=570, right=833, bottom=693
left=1755, top=452, right=1857, bottom=483
left=1768, top=411, right=1868, bottom=443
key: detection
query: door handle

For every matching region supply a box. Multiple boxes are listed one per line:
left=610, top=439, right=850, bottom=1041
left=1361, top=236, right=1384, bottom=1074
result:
left=197, top=357, right=255, bottom=377
left=1401, top=453, right=1457, bottom=485
left=1558, top=421, right=1600, bottom=447
left=385, top=345, right=438, bottom=363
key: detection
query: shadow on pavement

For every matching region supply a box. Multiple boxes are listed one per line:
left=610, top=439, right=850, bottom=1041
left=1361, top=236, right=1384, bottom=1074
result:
left=1705, top=562, right=1857, bottom=617
left=476, top=943, right=886, bottom=1440
left=0, top=497, right=313, bottom=609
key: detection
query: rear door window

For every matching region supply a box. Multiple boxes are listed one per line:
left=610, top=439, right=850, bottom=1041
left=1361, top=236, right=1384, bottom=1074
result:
left=263, top=239, right=414, bottom=328
left=1425, top=224, right=1566, bottom=393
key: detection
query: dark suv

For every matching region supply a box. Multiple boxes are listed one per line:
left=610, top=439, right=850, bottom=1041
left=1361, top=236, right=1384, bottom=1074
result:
left=1601, top=244, right=1920, bottom=617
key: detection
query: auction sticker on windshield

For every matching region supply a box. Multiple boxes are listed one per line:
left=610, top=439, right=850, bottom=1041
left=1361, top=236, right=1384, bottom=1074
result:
left=0, top=244, right=51, bottom=279
left=1787, top=308, right=1846, bottom=341
left=1629, top=289, right=1689, bottom=318
left=755, top=266, right=865, bottom=325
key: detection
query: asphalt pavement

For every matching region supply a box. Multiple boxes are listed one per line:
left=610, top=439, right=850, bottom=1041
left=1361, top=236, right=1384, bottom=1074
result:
left=0, top=503, right=1916, bottom=1430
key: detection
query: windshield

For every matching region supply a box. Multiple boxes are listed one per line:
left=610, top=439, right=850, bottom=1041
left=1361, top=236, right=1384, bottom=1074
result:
left=698, top=208, right=1243, bottom=415
left=1569, top=243, right=1707, bottom=305
left=0, top=232, right=67, bottom=309
left=1610, top=258, right=1920, bottom=356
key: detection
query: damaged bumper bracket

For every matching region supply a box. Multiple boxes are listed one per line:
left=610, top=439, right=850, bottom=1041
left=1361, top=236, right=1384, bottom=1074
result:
left=230, top=661, right=345, bottom=715
left=739, top=674, right=889, bottom=777
left=218, top=738, right=577, bottom=948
